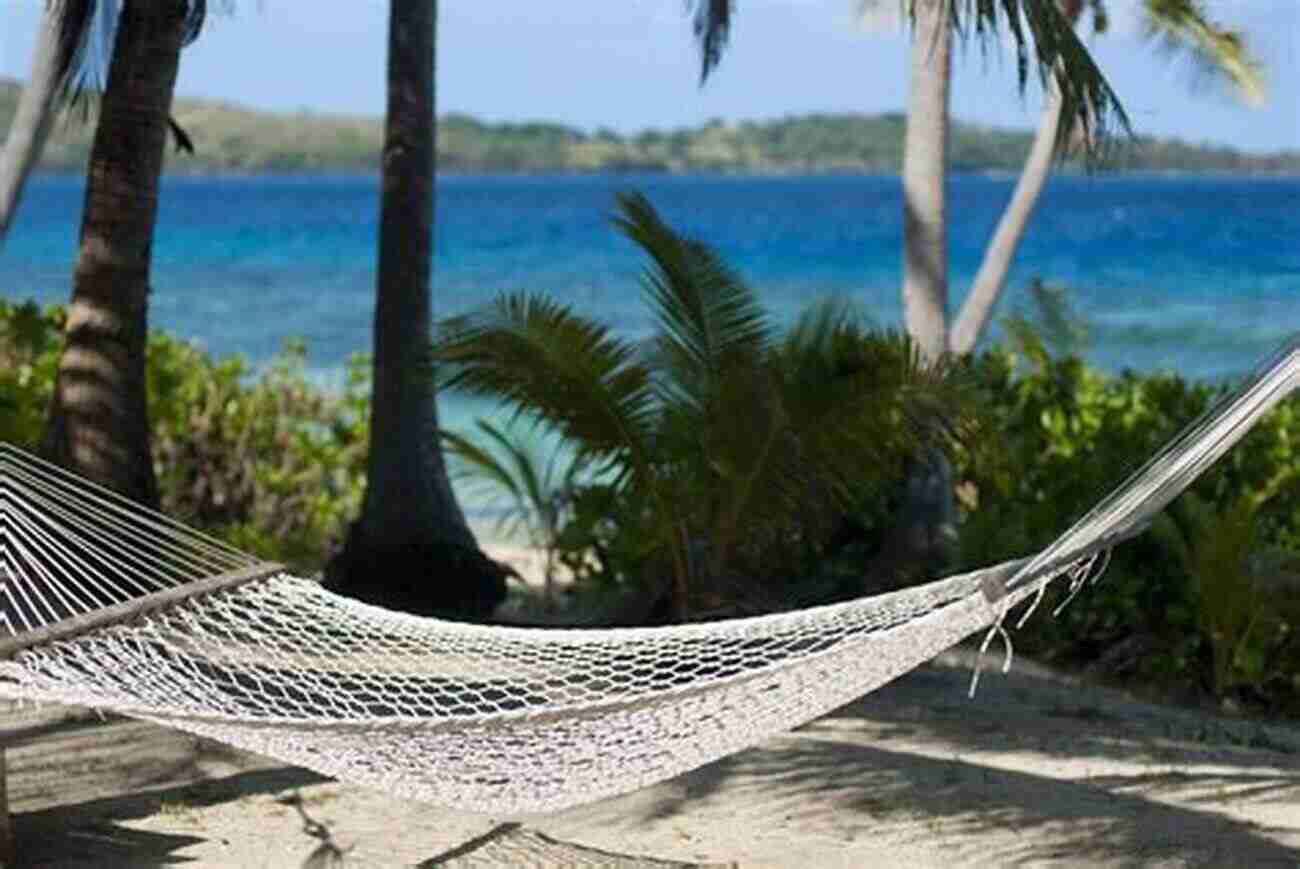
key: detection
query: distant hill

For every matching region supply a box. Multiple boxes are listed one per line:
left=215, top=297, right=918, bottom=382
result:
left=3, top=79, right=1297, bottom=175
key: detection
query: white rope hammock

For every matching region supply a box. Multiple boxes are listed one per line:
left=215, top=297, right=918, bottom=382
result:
left=0, top=335, right=1295, bottom=815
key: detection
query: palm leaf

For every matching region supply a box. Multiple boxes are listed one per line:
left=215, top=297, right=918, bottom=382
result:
left=443, top=419, right=584, bottom=543
left=688, top=0, right=733, bottom=84
left=858, top=1, right=1131, bottom=160
left=1139, top=0, right=1265, bottom=106
left=436, top=291, right=657, bottom=484
left=963, top=0, right=1132, bottom=159
left=612, top=191, right=772, bottom=419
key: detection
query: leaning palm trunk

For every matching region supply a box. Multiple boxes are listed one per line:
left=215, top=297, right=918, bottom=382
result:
left=41, top=1, right=188, bottom=506
left=949, top=77, right=1065, bottom=355
left=0, top=0, right=92, bottom=243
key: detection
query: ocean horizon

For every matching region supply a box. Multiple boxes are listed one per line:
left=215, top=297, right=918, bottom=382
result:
left=4, top=171, right=1297, bottom=401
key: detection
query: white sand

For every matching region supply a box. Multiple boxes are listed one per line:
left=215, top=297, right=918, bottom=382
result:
left=10, top=645, right=1299, bottom=867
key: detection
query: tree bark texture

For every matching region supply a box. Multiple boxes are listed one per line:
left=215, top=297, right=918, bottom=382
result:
left=329, top=1, right=506, bottom=621
left=41, top=0, right=188, bottom=506
left=900, top=0, right=952, bottom=363
left=949, top=78, right=1064, bottom=355
left=359, top=0, right=473, bottom=552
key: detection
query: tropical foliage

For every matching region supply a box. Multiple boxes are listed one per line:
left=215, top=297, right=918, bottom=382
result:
left=436, top=192, right=978, bottom=620
left=443, top=420, right=589, bottom=605
left=4, top=293, right=1298, bottom=710
left=0, top=298, right=370, bottom=573
left=956, top=310, right=1300, bottom=713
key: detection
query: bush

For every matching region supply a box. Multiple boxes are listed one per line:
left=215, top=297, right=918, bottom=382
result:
left=0, top=299, right=63, bottom=449
left=1, top=301, right=370, bottom=574
left=955, top=330, right=1300, bottom=714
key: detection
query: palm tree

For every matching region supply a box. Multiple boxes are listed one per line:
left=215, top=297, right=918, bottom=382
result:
left=948, top=0, right=1264, bottom=354
left=437, top=192, right=973, bottom=620
left=325, top=0, right=507, bottom=620
left=0, top=2, right=196, bottom=248
left=40, top=1, right=207, bottom=503
left=689, top=0, right=1263, bottom=573
left=690, top=0, right=1262, bottom=358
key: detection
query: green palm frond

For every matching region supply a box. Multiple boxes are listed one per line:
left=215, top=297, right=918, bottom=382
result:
left=436, top=291, right=657, bottom=481
left=780, top=325, right=974, bottom=480
left=687, top=0, right=734, bottom=84
left=858, top=1, right=1131, bottom=159
left=613, top=191, right=772, bottom=418
left=443, top=419, right=584, bottom=543
left=1139, top=0, right=1265, bottom=106
left=964, top=0, right=1131, bottom=159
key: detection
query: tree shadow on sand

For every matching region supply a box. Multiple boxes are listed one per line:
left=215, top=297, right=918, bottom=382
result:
left=671, top=739, right=1296, bottom=864
left=616, top=652, right=1300, bottom=865
left=13, top=766, right=329, bottom=868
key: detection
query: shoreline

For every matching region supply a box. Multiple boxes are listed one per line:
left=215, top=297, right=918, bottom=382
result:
left=28, top=167, right=1300, bottom=182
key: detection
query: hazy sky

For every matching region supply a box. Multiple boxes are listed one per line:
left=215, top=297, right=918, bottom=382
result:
left=2, top=0, right=1296, bottom=152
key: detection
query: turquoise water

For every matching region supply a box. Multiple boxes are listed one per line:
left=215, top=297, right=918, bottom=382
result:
left=4, top=172, right=1298, bottom=408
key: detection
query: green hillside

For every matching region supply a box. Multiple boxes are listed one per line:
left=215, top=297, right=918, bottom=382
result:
left=2, top=79, right=1296, bottom=175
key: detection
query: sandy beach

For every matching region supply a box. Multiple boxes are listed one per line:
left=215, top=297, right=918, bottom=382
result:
left=6, top=636, right=1298, bottom=868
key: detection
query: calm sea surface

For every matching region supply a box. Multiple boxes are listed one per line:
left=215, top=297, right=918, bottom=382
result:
left=3, top=172, right=1298, bottom=434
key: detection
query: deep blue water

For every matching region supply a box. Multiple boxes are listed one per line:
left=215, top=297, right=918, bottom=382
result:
left=4, top=173, right=1298, bottom=417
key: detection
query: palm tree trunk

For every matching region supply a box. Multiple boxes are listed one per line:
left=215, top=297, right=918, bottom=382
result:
left=0, top=0, right=93, bottom=243
left=900, top=0, right=951, bottom=363
left=948, top=78, right=1064, bottom=355
left=41, top=1, right=188, bottom=505
left=887, top=0, right=956, bottom=586
left=330, top=0, right=505, bottom=619
left=363, top=0, right=472, bottom=550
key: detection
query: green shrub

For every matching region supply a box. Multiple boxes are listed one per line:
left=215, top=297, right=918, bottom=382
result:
left=956, top=327, right=1300, bottom=713
left=0, top=301, right=370, bottom=574
left=0, top=300, right=63, bottom=449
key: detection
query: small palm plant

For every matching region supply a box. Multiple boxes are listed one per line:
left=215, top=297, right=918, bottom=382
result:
left=442, top=419, right=589, bottom=608
left=1155, top=471, right=1300, bottom=703
left=436, top=192, right=976, bottom=621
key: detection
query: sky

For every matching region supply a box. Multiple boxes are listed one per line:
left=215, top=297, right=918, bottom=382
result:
left=1, top=0, right=1296, bottom=153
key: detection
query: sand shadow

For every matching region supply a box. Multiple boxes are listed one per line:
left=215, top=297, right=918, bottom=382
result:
left=622, top=654, right=1300, bottom=865
left=12, top=766, right=329, bottom=868
left=638, top=736, right=1298, bottom=865
left=817, top=652, right=1300, bottom=770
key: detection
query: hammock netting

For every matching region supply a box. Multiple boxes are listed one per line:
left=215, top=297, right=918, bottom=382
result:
left=0, top=335, right=1295, bottom=815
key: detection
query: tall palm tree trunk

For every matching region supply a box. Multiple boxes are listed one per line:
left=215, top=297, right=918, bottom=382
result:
left=900, top=0, right=951, bottom=363
left=0, top=0, right=93, bottom=243
left=42, top=0, right=188, bottom=505
left=330, top=0, right=505, bottom=619
left=883, top=0, right=955, bottom=588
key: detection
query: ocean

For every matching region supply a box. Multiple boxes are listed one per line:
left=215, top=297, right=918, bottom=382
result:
left=3, top=172, right=1298, bottom=436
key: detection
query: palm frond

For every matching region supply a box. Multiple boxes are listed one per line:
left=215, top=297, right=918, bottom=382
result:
left=436, top=292, right=657, bottom=481
left=62, top=0, right=224, bottom=111
left=781, top=295, right=870, bottom=360
left=687, top=0, right=733, bottom=84
left=613, top=191, right=772, bottom=418
left=443, top=419, right=586, bottom=544
left=45, top=0, right=100, bottom=104
left=923, top=0, right=1131, bottom=161
left=1139, top=0, right=1265, bottom=106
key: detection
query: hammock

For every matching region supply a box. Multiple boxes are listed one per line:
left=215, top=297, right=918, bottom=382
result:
left=0, top=336, right=1295, bottom=816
